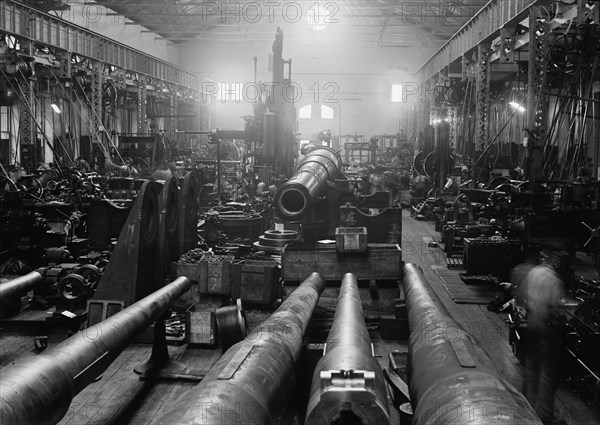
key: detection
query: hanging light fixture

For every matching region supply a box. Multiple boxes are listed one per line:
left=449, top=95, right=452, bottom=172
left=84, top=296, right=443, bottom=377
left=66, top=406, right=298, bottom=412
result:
left=50, top=102, right=61, bottom=114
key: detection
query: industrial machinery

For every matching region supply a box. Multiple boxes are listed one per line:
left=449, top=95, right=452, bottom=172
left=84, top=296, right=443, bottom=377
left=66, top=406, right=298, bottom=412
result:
left=403, top=263, right=542, bottom=425
left=0, top=276, right=191, bottom=425
left=305, top=273, right=391, bottom=425
left=154, top=272, right=326, bottom=425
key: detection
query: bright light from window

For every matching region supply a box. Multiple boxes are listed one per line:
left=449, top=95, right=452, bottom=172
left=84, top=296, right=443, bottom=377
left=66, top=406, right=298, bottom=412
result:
left=299, top=105, right=312, bottom=119
left=321, top=105, right=334, bottom=119
left=391, top=84, right=403, bottom=103
left=50, top=103, right=61, bottom=114
left=308, top=5, right=330, bottom=31
left=509, top=101, right=526, bottom=112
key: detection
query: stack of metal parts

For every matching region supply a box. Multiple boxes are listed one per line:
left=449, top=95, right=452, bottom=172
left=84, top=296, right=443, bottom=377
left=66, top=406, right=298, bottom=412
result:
left=253, top=229, right=300, bottom=253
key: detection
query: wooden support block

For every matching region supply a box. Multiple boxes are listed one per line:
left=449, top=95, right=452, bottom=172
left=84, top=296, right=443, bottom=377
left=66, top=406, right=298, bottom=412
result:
left=185, top=311, right=216, bottom=346
left=282, top=243, right=401, bottom=282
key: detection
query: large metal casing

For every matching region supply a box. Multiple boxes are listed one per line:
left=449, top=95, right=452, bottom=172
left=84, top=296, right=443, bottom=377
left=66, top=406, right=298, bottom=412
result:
left=403, top=263, right=542, bottom=425
left=179, top=171, right=200, bottom=254
left=155, top=272, right=326, bottom=425
left=92, top=180, right=161, bottom=307
left=0, top=277, right=191, bottom=425
left=274, top=147, right=342, bottom=221
left=305, top=273, right=390, bottom=425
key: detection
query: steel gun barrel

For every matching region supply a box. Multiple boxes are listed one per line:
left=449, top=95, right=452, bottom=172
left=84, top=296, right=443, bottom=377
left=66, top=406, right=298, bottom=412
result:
left=274, top=147, right=342, bottom=221
left=0, top=276, right=191, bottom=425
left=403, top=263, right=541, bottom=425
left=305, top=273, right=391, bottom=425
left=0, top=271, right=44, bottom=303
left=155, top=272, right=326, bottom=425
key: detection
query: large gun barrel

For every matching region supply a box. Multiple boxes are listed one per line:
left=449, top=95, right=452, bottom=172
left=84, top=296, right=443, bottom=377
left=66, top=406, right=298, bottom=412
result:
left=0, top=271, right=44, bottom=303
left=403, top=264, right=541, bottom=425
left=155, top=272, right=326, bottom=425
left=0, top=276, right=191, bottom=425
left=274, top=147, right=342, bottom=221
left=305, top=273, right=390, bottom=425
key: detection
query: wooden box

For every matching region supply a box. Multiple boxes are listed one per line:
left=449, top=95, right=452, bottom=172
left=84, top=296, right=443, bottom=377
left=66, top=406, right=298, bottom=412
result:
left=335, top=227, right=368, bottom=253
left=172, top=254, right=235, bottom=295
left=232, top=260, right=280, bottom=305
left=185, top=310, right=216, bottom=345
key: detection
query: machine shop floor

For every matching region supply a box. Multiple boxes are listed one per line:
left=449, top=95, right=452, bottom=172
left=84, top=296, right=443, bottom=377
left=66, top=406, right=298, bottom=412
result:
left=0, top=210, right=598, bottom=425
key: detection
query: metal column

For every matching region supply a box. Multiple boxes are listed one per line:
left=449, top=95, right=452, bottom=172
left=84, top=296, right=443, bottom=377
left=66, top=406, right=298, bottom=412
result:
left=526, top=6, right=551, bottom=181
left=475, top=44, right=490, bottom=152
left=138, top=75, right=148, bottom=134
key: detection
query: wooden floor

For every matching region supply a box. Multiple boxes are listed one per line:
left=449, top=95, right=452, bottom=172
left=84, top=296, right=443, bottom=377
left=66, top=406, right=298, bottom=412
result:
left=1, top=210, right=599, bottom=424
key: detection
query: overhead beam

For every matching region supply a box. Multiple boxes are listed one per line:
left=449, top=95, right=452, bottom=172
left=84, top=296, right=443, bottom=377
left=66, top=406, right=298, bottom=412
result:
left=0, top=0, right=214, bottom=91
left=414, top=0, right=544, bottom=82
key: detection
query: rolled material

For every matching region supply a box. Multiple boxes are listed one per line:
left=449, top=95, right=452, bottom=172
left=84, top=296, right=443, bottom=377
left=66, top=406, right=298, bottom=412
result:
left=403, top=263, right=542, bottom=425
left=0, top=271, right=44, bottom=302
left=155, top=272, right=326, bottom=425
left=305, top=273, right=391, bottom=425
left=274, top=147, right=342, bottom=221
left=0, top=276, right=191, bottom=425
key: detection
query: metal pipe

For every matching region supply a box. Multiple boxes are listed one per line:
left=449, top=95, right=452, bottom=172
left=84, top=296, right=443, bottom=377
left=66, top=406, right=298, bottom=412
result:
left=274, top=146, right=342, bottom=221
left=0, top=271, right=44, bottom=303
left=402, top=263, right=542, bottom=425
left=305, top=273, right=391, bottom=425
left=155, top=272, right=326, bottom=425
left=0, top=276, right=191, bottom=425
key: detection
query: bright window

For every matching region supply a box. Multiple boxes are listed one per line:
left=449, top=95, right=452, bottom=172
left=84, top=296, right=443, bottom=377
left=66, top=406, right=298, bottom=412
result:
left=299, top=105, right=312, bottom=119
left=321, top=105, right=334, bottom=119
left=391, top=84, right=402, bottom=103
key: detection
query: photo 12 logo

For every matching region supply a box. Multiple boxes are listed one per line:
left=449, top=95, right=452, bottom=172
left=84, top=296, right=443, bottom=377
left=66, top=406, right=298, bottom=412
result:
left=198, top=1, right=340, bottom=25
left=201, top=81, right=339, bottom=104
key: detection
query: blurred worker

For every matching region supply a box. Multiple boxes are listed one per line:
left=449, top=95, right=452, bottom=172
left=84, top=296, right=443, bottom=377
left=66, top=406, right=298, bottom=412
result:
left=107, top=157, right=140, bottom=178
left=520, top=256, right=566, bottom=425
left=75, top=156, right=91, bottom=173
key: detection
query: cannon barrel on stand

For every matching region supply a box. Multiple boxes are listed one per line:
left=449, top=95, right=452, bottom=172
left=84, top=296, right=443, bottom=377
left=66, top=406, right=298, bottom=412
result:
left=305, top=273, right=391, bottom=425
left=0, top=276, right=191, bottom=425
left=155, top=272, right=326, bottom=425
left=0, top=271, right=44, bottom=304
left=274, top=147, right=342, bottom=221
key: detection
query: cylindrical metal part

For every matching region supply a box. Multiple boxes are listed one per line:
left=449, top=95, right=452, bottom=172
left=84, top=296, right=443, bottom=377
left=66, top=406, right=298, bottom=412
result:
left=403, top=264, right=542, bottom=425
left=155, top=272, right=326, bottom=425
left=263, top=111, right=277, bottom=160
left=0, top=276, right=191, bottom=425
left=0, top=271, right=44, bottom=303
left=305, top=273, right=391, bottom=425
left=274, top=146, right=342, bottom=221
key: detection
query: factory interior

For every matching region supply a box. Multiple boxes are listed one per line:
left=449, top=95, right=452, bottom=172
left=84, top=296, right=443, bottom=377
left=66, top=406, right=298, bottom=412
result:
left=2, top=0, right=600, bottom=424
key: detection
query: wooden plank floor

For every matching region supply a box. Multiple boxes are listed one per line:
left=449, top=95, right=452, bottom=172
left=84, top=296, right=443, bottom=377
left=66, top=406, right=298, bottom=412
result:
left=401, top=209, right=600, bottom=425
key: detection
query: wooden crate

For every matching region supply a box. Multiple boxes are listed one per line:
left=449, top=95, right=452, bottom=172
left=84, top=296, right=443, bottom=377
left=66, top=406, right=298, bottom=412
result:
left=282, top=243, right=402, bottom=282
left=172, top=255, right=235, bottom=295
left=232, top=260, right=280, bottom=305
left=185, top=310, right=216, bottom=345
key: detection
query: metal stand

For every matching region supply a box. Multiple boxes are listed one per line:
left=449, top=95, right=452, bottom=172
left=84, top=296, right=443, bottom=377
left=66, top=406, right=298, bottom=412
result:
left=134, top=314, right=204, bottom=382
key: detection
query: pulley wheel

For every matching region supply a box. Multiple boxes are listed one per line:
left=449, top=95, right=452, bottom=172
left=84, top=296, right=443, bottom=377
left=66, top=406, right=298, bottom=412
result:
left=16, top=176, right=43, bottom=198
left=57, top=274, right=88, bottom=303
left=74, top=264, right=101, bottom=291
left=215, top=298, right=248, bottom=352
